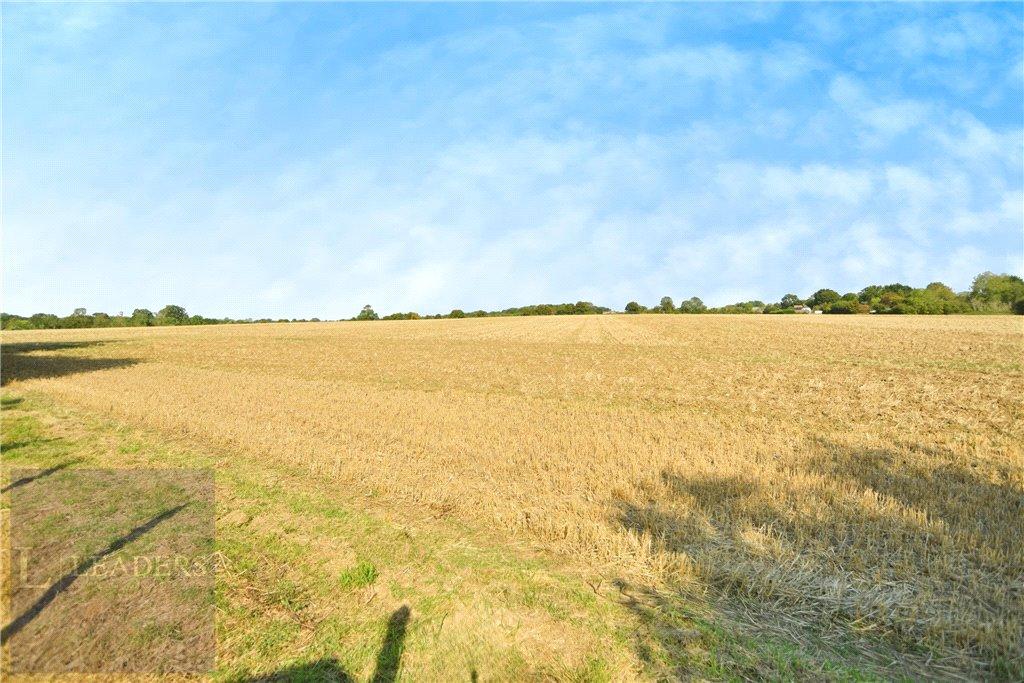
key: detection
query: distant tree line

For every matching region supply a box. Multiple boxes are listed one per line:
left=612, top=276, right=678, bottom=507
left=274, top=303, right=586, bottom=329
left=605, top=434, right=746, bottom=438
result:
left=620, top=272, right=1024, bottom=316
left=3, top=272, right=1022, bottom=331
left=357, top=272, right=1024, bottom=321
left=358, top=300, right=612, bottom=321
left=1, top=304, right=323, bottom=331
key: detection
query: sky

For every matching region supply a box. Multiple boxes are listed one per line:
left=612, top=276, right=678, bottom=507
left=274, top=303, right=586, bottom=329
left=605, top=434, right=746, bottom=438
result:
left=3, top=2, right=1022, bottom=318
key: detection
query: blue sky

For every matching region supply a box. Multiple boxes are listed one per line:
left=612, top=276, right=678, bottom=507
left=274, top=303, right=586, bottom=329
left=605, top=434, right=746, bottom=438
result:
left=4, top=2, right=1022, bottom=318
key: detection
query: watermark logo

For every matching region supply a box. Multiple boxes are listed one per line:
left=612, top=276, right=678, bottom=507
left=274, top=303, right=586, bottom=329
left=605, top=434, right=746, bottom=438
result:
left=3, top=468, right=216, bottom=674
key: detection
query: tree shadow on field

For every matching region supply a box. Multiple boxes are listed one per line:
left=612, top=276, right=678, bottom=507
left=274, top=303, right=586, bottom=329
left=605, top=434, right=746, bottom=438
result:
left=1, top=341, right=138, bottom=386
left=1, top=504, right=188, bottom=642
left=1, top=460, right=83, bottom=493
left=807, top=438, right=1023, bottom=558
left=611, top=439, right=1022, bottom=679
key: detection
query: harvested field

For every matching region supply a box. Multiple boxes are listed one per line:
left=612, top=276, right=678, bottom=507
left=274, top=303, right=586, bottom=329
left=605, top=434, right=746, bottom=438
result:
left=2, top=315, right=1022, bottom=678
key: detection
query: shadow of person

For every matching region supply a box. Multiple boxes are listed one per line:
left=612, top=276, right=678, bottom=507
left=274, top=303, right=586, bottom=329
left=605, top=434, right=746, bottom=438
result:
left=233, top=605, right=411, bottom=682
left=371, top=605, right=411, bottom=683
left=239, top=657, right=354, bottom=682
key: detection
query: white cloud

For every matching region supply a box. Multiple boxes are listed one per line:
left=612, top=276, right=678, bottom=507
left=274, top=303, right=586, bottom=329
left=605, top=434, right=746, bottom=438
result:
left=637, top=44, right=750, bottom=82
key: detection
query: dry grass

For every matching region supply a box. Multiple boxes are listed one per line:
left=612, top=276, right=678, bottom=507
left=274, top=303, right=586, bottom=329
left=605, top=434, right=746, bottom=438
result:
left=3, top=315, right=1022, bottom=675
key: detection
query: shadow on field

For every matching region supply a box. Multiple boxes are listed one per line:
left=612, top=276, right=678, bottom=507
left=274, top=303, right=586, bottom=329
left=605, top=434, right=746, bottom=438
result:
left=611, top=439, right=1023, bottom=678
left=1, top=460, right=82, bottom=493
left=808, top=439, right=1023, bottom=557
left=239, top=658, right=354, bottom=682
left=0, top=341, right=138, bottom=386
left=1, top=504, right=188, bottom=642
left=234, top=606, right=411, bottom=683
left=371, top=605, right=410, bottom=683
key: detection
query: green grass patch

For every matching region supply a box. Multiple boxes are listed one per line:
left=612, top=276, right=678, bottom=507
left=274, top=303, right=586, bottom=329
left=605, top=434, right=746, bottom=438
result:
left=337, top=560, right=378, bottom=590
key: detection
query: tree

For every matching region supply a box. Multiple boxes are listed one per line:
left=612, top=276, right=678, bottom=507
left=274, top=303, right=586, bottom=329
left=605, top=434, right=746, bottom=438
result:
left=355, top=305, right=379, bottom=321
left=131, top=308, right=155, bottom=326
left=5, top=318, right=33, bottom=330
left=659, top=296, right=675, bottom=313
left=878, top=291, right=906, bottom=313
left=64, top=311, right=93, bottom=328
left=858, top=283, right=911, bottom=306
left=73, top=307, right=87, bottom=316
left=30, top=313, right=60, bottom=329
left=780, top=294, right=802, bottom=308
left=925, top=282, right=956, bottom=297
left=448, top=309, right=466, bottom=319
left=969, top=272, right=1024, bottom=311
left=916, top=282, right=969, bottom=314
left=156, top=305, right=188, bottom=325
left=809, top=289, right=840, bottom=307
left=714, top=300, right=765, bottom=314
left=624, top=301, right=643, bottom=314
left=573, top=301, right=600, bottom=315
left=826, top=299, right=867, bottom=314
left=677, top=297, right=706, bottom=314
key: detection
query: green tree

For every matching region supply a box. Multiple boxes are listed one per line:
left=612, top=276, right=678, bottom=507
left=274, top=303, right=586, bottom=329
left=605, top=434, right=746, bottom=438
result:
left=969, top=272, right=1024, bottom=311
left=919, top=282, right=969, bottom=314
left=677, top=297, right=706, bottom=313
left=624, top=301, right=643, bottom=314
left=355, top=305, right=379, bottom=321
left=130, top=308, right=155, bottom=326
left=809, top=289, right=840, bottom=307
left=573, top=301, right=600, bottom=315
left=63, top=312, right=93, bottom=328
left=858, top=283, right=912, bottom=308
left=448, top=309, right=466, bottom=319
left=30, top=313, right=60, bottom=329
left=780, top=293, right=802, bottom=308
left=825, top=299, right=867, bottom=314
left=156, top=305, right=189, bottom=325
left=878, top=291, right=906, bottom=313
left=658, top=296, right=675, bottom=313
left=925, top=282, right=956, bottom=297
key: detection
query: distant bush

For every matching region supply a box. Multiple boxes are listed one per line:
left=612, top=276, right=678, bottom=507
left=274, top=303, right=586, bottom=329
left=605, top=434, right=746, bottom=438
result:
left=826, top=299, right=868, bottom=314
